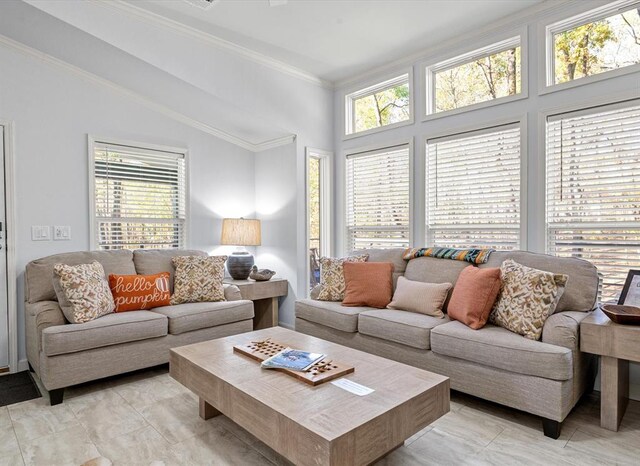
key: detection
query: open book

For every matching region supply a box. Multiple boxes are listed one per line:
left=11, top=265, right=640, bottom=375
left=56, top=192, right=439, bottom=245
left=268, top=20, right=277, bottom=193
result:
left=261, top=348, right=325, bottom=372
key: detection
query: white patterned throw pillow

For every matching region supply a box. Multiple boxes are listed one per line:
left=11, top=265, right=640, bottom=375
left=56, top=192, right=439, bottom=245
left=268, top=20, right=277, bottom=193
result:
left=317, top=255, right=369, bottom=301
left=53, top=261, right=115, bottom=324
left=490, top=259, right=568, bottom=341
left=171, top=255, right=227, bottom=305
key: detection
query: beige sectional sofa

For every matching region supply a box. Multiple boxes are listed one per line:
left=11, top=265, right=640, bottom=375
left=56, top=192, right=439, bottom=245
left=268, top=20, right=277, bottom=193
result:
left=295, top=248, right=599, bottom=438
left=25, top=249, right=254, bottom=405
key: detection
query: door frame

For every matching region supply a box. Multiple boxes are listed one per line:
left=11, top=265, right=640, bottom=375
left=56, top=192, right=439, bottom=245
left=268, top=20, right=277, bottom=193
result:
left=0, top=120, right=18, bottom=373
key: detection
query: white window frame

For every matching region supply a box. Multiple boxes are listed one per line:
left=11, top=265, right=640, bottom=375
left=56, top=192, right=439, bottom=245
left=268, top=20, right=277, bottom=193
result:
left=539, top=0, right=640, bottom=95
left=343, top=69, right=414, bottom=140
left=424, top=28, right=528, bottom=121
left=540, top=92, right=640, bottom=301
left=88, top=135, right=189, bottom=250
left=423, top=116, right=528, bottom=249
left=343, top=139, right=414, bottom=254
left=305, top=147, right=332, bottom=293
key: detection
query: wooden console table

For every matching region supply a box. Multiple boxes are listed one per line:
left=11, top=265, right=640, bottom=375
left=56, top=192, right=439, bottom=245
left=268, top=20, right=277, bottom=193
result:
left=581, top=308, right=640, bottom=431
left=223, top=278, right=288, bottom=330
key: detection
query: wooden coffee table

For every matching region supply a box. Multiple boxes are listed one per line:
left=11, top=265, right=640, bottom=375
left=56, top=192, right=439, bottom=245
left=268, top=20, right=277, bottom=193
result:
left=170, top=327, right=449, bottom=466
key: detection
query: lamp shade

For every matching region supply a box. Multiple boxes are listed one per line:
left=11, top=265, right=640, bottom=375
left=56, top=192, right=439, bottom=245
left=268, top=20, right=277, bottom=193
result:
left=220, top=218, right=261, bottom=246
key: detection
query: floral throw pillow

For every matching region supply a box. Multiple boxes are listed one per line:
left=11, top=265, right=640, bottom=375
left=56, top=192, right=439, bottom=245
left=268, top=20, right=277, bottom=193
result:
left=317, top=255, right=369, bottom=301
left=171, top=255, right=227, bottom=305
left=490, top=259, right=568, bottom=341
left=53, top=261, right=115, bottom=324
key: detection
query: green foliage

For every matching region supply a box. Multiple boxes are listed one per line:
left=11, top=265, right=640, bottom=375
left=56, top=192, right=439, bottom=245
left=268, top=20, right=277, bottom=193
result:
left=554, top=21, right=614, bottom=83
left=435, top=47, right=521, bottom=113
left=354, top=83, right=410, bottom=133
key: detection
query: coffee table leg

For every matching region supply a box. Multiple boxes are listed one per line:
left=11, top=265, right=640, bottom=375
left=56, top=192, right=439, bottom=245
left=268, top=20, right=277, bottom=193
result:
left=199, top=397, right=221, bottom=420
left=601, top=356, right=629, bottom=431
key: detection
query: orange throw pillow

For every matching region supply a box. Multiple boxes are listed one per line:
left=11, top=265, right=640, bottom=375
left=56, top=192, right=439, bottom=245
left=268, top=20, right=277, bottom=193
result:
left=109, top=273, right=171, bottom=312
left=447, top=267, right=501, bottom=330
left=342, top=262, right=394, bottom=309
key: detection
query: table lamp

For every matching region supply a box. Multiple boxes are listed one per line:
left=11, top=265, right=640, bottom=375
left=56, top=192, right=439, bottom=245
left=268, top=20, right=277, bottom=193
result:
left=221, top=218, right=261, bottom=280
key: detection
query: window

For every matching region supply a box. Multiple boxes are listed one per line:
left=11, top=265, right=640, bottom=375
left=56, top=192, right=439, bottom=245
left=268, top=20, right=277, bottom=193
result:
left=427, top=36, right=522, bottom=115
left=90, top=139, right=187, bottom=250
left=345, top=74, right=411, bottom=136
left=426, top=123, right=522, bottom=249
left=548, top=1, right=640, bottom=86
left=346, top=145, right=411, bottom=251
left=307, top=149, right=332, bottom=289
left=546, top=100, right=640, bottom=302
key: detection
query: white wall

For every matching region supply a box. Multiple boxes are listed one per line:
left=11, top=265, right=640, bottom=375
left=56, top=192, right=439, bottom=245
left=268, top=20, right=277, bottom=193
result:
left=332, top=0, right=640, bottom=396
left=0, top=38, right=256, bottom=365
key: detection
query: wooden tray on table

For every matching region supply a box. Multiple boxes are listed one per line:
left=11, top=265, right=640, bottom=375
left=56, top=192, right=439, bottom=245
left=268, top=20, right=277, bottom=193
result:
left=233, top=338, right=354, bottom=386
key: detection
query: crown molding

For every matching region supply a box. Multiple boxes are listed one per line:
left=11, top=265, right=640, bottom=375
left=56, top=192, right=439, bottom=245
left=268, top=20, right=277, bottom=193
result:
left=96, top=0, right=332, bottom=89
left=334, top=0, right=580, bottom=89
left=0, top=33, right=296, bottom=153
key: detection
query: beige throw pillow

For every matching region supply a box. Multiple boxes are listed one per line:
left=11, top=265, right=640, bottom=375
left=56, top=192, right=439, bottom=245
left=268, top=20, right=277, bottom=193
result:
left=53, top=261, right=115, bottom=324
left=317, top=255, right=369, bottom=301
left=387, top=277, right=452, bottom=318
left=490, top=259, right=568, bottom=341
left=171, top=255, right=227, bottom=305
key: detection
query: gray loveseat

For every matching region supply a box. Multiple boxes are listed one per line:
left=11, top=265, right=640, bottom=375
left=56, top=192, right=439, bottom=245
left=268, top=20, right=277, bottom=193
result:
left=295, top=249, right=599, bottom=438
left=25, top=249, right=254, bottom=405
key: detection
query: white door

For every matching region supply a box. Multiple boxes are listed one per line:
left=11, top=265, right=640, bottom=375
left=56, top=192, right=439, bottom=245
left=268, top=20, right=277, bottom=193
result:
left=0, top=128, right=7, bottom=370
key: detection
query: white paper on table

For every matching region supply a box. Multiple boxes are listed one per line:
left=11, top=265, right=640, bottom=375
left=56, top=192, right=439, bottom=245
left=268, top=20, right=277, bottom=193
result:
left=331, top=378, right=375, bottom=396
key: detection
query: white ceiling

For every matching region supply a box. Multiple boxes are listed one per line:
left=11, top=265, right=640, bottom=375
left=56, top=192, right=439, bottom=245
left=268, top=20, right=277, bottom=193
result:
left=130, top=0, right=544, bottom=83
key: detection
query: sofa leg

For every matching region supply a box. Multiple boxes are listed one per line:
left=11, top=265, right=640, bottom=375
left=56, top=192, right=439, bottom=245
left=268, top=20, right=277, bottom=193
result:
left=49, top=388, right=64, bottom=406
left=542, top=418, right=561, bottom=439
left=28, top=362, right=34, bottom=372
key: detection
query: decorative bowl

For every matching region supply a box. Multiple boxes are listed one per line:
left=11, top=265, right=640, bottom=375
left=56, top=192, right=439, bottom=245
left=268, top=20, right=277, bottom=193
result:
left=600, top=304, right=640, bottom=325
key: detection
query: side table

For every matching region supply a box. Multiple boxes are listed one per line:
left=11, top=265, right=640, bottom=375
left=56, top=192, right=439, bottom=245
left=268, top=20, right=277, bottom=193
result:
left=223, top=278, right=288, bottom=330
left=580, top=308, right=640, bottom=431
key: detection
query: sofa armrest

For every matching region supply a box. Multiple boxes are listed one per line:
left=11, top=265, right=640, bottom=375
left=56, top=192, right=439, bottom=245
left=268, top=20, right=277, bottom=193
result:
left=224, top=284, right=243, bottom=301
left=542, top=311, right=591, bottom=351
left=25, top=301, right=66, bottom=369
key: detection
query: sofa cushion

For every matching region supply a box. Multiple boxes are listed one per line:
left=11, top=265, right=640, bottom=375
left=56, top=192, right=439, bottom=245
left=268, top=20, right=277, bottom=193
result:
left=358, top=309, right=450, bottom=350
left=26, top=250, right=136, bottom=304
left=295, top=299, right=370, bottom=333
left=133, top=249, right=207, bottom=293
left=342, top=262, right=394, bottom=308
left=151, top=301, right=254, bottom=335
left=351, top=248, right=407, bottom=287
left=430, top=321, right=573, bottom=381
left=170, top=255, right=227, bottom=305
left=42, top=311, right=167, bottom=356
left=480, top=251, right=598, bottom=313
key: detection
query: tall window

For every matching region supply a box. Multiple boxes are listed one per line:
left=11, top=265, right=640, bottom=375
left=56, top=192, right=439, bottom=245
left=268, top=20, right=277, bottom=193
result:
left=346, top=145, right=411, bottom=251
left=548, top=1, right=640, bottom=86
left=427, top=36, right=522, bottom=115
left=91, top=139, right=187, bottom=250
left=546, top=100, right=640, bottom=302
left=426, top=124, right=522, bottom=249
left=345, top=74, right=411, bottom=136
left=307, top=149, right=331, bottom=289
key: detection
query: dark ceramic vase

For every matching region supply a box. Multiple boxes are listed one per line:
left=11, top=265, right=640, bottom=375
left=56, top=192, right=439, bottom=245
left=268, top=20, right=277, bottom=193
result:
left=227, top=252, right=254, bottom=280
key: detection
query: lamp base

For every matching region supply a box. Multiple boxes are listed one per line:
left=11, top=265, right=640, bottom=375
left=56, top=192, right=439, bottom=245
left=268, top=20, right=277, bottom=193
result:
left=226, top=252, right=254, bottom=280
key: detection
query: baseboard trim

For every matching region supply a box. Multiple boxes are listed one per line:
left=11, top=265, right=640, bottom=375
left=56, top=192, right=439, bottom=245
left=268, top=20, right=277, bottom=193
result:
left=17, top=359, right=29, bottom=373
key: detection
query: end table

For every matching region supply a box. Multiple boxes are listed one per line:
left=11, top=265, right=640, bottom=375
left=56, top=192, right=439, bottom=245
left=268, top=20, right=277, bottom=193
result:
left=223, top=278, right=288, bottom=329
left=580, top=308, right=640, bottom=431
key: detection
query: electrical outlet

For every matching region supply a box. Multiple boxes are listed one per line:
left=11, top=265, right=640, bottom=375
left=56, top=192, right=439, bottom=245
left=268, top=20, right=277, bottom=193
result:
left=54, top=225, right=71, bottom=241
left=31, top=226, right=51, bottom=241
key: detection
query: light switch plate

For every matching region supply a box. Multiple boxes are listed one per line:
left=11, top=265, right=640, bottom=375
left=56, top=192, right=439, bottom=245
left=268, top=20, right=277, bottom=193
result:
left=54, top=225, right=71, bottom=241
left=31, top=226, right=51, bottom=241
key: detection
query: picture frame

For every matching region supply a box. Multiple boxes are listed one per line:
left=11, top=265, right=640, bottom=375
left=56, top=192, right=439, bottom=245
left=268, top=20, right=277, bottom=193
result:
left=618, top=270, right=640, bottom=307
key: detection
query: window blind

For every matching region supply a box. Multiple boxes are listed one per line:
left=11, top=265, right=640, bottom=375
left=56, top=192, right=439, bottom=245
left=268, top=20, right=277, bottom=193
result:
left=546, top=100, right=640, bottom=302
left=92, top=141, right=187, bottom=250
left=346, top=145, right=410, bottom=251
left=426, top=123, right=521, bottom=249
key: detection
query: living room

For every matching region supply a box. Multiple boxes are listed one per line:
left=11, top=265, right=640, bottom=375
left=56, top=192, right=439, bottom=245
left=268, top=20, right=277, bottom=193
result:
left=0, top=0, right=639, bottom=464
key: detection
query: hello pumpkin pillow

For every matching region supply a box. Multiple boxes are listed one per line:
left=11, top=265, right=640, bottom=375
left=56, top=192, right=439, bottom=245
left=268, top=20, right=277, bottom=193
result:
left=108, top=272, right=171, bottom=312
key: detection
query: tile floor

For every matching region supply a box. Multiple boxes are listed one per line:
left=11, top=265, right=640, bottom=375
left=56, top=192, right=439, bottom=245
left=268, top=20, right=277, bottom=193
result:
left=1, top=366, right=639, bottom=466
